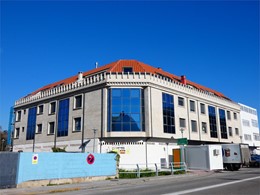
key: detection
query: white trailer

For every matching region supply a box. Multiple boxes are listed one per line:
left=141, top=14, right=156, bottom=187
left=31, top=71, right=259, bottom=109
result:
left=185, top=145, right=223, bottom=171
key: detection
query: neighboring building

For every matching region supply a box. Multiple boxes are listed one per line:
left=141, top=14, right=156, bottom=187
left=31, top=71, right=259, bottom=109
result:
left=13, top=60, right=242, bottom=166
left=239, top=103, right=260, bottom=151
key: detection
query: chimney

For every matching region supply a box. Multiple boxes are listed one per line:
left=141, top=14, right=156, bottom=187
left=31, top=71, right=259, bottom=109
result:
left=95, top=62, right=98, bottom=69
left=78, top=71, right=83, bottom=81
left=181, top=75, right=187, bottom=85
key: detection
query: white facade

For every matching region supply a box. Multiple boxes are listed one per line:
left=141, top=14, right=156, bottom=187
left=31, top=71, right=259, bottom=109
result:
left=239, top=103, right=260, bottom=149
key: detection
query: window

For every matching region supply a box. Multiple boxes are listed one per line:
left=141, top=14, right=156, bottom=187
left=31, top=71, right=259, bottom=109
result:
left=234, top=113, right=238, bottom=119
left=242, top=119, right=250, bottom=127
left=73, top=117, right=81, bottom=131
left=208, top=106, right=218, bottom=138
left=49, top=102, right=56, bottom=114
left=16, top=111, right=22, bottom=122
left=200, top=103, right=205, bottom=114
left=162, top=93, right=175, bottom=134
left=235, top=128, right=239, bottom=135
left=57, top=99, right=70, bottom=137
left=191, top=120, right=197, bottom=132
left=15, top=128, right=20, bottom=138
left=108, top=88, right=145, bottom=132
left=252, top=119, right=259, bottom=128
left=202, top=122, right=207, bottom=133
left=179, top=118, right=186, bottom=128
left=36, top=124, right=42, bottom=134
left=178, top=97, right=184, bottom=107
left=22, top=127, right=24, bottom=132
left=48, top=122, right=55, bottom=135
left=219, top=109, right=227, bottom=139
left=190, top=100, right=195, bottom=112
left=74, top=95, right=82, bottom=109
left=24, top=109, right=26, bottom=115
left=227, top=111, right=231, bottom=120
left=38, top=105, right=44, bottom=114
left=244, top=134, right=252, bottom=141
left=123, top=67, right=133, bottom=73
left=26, top=107, right=37, bottom=140
left=253, top=133, right=260, bottom=141
left=228, top=127, right=233, bottom=137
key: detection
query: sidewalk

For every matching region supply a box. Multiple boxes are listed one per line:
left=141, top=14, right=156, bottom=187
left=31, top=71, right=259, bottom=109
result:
left=0, top=170, right=214, bottom=195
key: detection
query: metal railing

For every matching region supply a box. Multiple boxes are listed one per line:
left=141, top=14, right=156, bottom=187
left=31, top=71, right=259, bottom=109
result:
left=118, top=162, right=187, bottom=178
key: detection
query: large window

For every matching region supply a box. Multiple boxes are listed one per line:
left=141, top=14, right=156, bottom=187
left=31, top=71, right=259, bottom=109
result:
left=162, top=93, right=175, bottom=134
left=219, top=109, right=227, bottom=139
left=108, top=88, right=144, bottom=132
left=208, top=106, right=218, bottom=138
left=57, top=98, right=70, bottom=137
left=26, top=107, right=37, bottom=140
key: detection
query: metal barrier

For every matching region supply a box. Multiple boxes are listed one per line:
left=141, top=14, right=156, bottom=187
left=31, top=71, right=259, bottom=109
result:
left=119, top=162, right=187, bottom=178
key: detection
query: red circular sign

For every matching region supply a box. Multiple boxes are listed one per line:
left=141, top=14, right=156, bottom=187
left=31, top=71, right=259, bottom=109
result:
left=86, top=154, right=95, bottom=164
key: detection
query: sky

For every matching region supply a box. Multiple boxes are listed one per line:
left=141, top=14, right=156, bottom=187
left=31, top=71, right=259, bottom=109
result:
left=0, top=1, right=259, bottom=130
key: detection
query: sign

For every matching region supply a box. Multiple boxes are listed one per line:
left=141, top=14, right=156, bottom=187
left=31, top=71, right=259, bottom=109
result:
left=32, top=154, right=38, bottom=164
left=86, top=154, right=95, bottom=164
left=177, top=138, right=188, bottom=145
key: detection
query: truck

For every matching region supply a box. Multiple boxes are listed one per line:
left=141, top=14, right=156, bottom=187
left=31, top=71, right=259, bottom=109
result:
left=221, top=143, right=250, bottom=171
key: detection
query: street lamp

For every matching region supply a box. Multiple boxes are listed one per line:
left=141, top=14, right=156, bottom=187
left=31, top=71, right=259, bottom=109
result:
left=180, top=128, right=184, bottom=138
left=93, top=129, right=97, bottom=153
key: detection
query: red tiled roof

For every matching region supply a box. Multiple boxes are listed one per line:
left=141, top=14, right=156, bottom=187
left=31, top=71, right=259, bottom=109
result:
left=29, top=59, right=230, bottom=100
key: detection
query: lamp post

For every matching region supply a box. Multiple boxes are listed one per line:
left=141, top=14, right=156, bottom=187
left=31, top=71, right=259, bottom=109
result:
left=180, top=128, right=185, bottom=164
left=180, top=128, right=184, bottom=138
left=93, top=129, right=97, bottom=153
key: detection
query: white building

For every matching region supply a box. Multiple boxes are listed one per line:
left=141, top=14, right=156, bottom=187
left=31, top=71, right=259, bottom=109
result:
left=239, top=103, right=260, bottom=151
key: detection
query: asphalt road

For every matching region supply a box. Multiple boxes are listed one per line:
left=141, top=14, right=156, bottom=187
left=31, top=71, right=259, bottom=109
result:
left=1, top=168, right=260, bottom=195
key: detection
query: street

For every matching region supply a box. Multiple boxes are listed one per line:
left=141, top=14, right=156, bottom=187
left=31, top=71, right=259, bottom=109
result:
left=1, top=168, right=260, bottom=195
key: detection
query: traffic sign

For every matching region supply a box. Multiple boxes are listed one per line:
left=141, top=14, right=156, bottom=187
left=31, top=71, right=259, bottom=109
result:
left=177, top=138, right=188, bottom=145
left=86, top=154, right=95, bottom=164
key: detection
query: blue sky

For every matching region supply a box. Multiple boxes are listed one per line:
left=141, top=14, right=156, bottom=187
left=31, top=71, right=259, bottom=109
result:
left=1, top=1, right=259, bottom=130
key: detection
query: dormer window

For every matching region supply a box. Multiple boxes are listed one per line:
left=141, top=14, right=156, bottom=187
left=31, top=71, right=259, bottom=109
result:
left=123, top=67, right=133, bottom=73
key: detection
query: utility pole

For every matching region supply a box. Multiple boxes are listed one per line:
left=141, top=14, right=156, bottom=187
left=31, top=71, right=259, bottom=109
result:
left=93, top=129, right=97, bottom=153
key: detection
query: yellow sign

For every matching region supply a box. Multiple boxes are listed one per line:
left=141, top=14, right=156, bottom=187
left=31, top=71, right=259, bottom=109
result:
left=32, top=154, right=38, bottom=164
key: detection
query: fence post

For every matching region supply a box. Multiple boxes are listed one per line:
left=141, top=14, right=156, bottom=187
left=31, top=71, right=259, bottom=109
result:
left=136, top=164, right=140, bottom=178
left=170, top=162, right=174, bottom=175
left=155, top=163, right=158, bottom=176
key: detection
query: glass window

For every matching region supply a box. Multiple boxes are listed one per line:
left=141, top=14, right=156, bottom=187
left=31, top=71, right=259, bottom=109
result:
left=208, top=106, right=218, bottom=138
left=16, top=111, right=22, bottom=121
left=48, top=122, right=55, bottom=135
left=108, top=88, right=144, bottom=132
left=38, top=105, right=44, bottom=114
left=179, top=118, right=186, bottom=128
left=57, top=99, right=70, bottom=137
left=200, top=103, right=205, bottom=114
left=191, top=120, right=197, bottom=132
left=252, top=119, right=259, bottom=128
left=178, top=97, right=184, bottom=107
left=227, top=111, right=231, bottom=120
left=242, top=119, right=250, bottom=127
left=219, top=109, right=227, bottom=139
left=202, top=122, right=207, bottom=133
left=36, top=124, right=42, bottom=134
left=26, top=107, right=37, bottom=140
left=233, top=113, right=237, bottom=120
left=15, top=128, right=20, bottom=138
left=190, top=100, right=196, bottom=112
left=235, top=128, right=239, bottom=135
left=49, top=102, right=56, bottom=114
left=228, top=127, right=233, bottom=137
left=74, top=117, right=81, bottom=131
left=162, top=93, right=175, bottom=134
left=74, top=95, right=82, bottom=109
left=123, top=67, right=133, bottom=73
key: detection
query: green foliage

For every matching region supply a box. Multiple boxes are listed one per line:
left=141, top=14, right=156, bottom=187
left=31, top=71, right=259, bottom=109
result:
left=174, top=170, right=186, bottom=175
left=52, top=146, right=67, bottom=152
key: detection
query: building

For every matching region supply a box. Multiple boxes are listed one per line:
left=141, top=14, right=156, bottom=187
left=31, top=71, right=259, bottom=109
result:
left=239, top=103, right=260, bottom=152
left=13, top=60, right=242, bottom=166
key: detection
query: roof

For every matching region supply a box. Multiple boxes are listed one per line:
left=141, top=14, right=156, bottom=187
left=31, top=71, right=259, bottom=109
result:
left=29, top=59, right=230, bottom=100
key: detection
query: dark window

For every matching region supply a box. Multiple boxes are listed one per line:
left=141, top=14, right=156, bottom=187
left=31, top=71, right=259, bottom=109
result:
left=162, top=93, right=175, bottom=134
left=235, top=128, right=239, bottom=135
left=15, top=128, right=20, bottom=138
left=179, top=118, right=186, bottom=128
left=26, top=107, right=37, bottom=140
left=208, top=106, right=218, bottom=138
left=49, top=102, right=56, bottom=114
left=38, top=105, right=44, bottom=114
left=48, top=122, right=55, bottom=134
left=219, top=109, right=227, bottom=139
left=74, top=117, right=81, bottom=131
left=108, top=88, right=144, bottom=132
left=202, top=122, right=207, bottom=133
left=228, top=127, right=233, bottom=136
left=57, top=99, right=70, bottom=137
left=24, top=109, right=26, bottom=115
left=178, top=97, right=184, bottom=107
left=16, top=111, right=21, bottom=121
left=227, top=111, right=231, bottom=120
left=191, top=120, right=197, bottom=132
left=123, top=67, right=133, bottom=73
left=74, top=95, right=82, bottom=109
left=234, top=113, right=237, bottom=120
left=190, top=100, right=195, bottom=112
left=200, top=103, right=205, bottom=114
left=37, top=124, right=42, bottom=134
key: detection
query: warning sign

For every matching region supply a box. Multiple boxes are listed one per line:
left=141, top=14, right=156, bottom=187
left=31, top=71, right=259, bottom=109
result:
left=86, top=154, right=95, bottom=164
left=32, top=154, right=38, bottom=164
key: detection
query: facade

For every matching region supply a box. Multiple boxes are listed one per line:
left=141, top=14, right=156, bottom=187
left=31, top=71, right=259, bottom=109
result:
left=239, top=103, right=260, bottom=151
left=13, top=60, right=242, bottom=166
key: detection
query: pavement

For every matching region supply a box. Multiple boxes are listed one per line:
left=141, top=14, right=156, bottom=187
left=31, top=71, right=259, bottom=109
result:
left=0, top=169, right=216, bottom=195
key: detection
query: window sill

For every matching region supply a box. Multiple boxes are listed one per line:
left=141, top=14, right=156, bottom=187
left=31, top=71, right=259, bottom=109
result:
left=47, top=133, right=54, bottom=136
left=73, top=107, right=82, bottom=111
left=48, top=113, right=56, bottom=115
left=72, top=130, right=81, bottom=133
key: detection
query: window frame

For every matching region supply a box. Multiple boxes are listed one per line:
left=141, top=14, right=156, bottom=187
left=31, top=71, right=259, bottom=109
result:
left=49, top=101, right=57, bottom=115
left=191, top=120, right=197, bottom=132
left=37, top=105, right=44, bottom=115
left=202, top=122, right=207, bottom=133
left=178, top=97, right=185, bottom=107
left=16, top=110, right=22, bottom=122
left=36, top=124, right=43, bottom=134
left=14, top=127, right=20, bottom=139
left=190, top=100, right=196, bottom=112
left=48, top=122, right=55, bottom=135
left=73, top=117, right=82, bottom=132
left=179, top=118, right=186, bottom=128
left=200, top=103, right=205, bottom=114
left=74, top=94, right=83, bottom=109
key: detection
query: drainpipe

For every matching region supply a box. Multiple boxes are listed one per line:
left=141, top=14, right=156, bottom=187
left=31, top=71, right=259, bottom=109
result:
left=81, top=93, right=85, bottom=152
